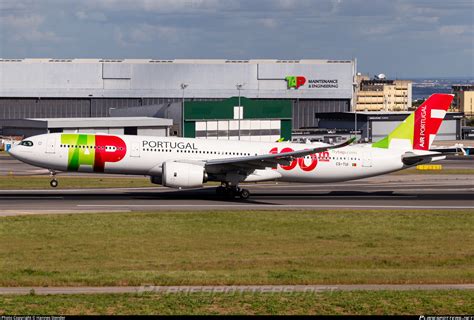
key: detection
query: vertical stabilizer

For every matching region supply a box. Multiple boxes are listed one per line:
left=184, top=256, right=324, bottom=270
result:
left=372, top=93, right=453, bottom=150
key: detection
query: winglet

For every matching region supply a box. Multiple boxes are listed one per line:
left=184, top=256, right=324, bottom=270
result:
left=339, top=137, right=356, bottom=148
left=318, top=137, right=355, bottom=152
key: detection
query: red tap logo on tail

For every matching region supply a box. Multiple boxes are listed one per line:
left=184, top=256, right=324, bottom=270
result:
left=413, top=94, right=453, bottom=150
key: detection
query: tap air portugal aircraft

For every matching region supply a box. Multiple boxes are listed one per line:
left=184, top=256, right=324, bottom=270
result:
left=9, top=94, right=454, bottom=199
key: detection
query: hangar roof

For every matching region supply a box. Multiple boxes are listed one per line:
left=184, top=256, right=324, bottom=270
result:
left=0, top=58, right=352, bottom=64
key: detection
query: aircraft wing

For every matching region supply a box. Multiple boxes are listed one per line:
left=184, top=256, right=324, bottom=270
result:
left=204, top=137, right=355, bottom=172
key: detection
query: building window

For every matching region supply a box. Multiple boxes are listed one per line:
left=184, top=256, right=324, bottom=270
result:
left=233, top=106, right=243, bottom=120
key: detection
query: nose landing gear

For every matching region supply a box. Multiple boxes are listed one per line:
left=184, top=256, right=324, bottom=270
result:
left=49, top=170, right=58, bottom=188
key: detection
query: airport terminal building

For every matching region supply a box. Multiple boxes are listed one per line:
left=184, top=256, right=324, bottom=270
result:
left=0, top=59, right=356, bottom=140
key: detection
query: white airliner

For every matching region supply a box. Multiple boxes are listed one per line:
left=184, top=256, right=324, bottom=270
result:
left=9, top=94, right=454, bottom=199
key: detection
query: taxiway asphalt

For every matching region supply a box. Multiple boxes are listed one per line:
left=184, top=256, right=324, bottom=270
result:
left=0, top=175, right=473, bottom=214
left=1, top=284, right=473, bottom=295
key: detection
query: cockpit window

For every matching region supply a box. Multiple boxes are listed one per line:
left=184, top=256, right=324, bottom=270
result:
left=19, top=140, right=34, bottom=147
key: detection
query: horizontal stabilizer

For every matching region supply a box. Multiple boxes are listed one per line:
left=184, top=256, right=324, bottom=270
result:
left=401, top=151, right=458, bottom=166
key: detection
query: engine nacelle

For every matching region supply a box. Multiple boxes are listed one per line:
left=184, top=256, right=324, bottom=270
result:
left=162, top=161, right=207, bottom=189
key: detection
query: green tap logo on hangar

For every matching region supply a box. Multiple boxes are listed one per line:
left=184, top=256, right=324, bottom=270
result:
left=285, top=76, right=306, bottom=89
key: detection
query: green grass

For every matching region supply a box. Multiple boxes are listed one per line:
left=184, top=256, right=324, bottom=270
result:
left=0, top=210, right=472, bottom=286
left=0, top=291, right=472, bottom=315
left=0, top=176, right=154, bottom=189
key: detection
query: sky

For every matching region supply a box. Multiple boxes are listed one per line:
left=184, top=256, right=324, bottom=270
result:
left=0, top=0, right=473, bottom=78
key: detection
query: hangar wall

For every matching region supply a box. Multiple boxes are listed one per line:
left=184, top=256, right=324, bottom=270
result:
left=371, top=120, right=458, bottom=141
left=0, top=59, right=354, bottom=99
left=0, top=59, right=355, bottom=133
left=316, top=112, right=463, bottom=142
left=183, top=97, right=292, bottom=142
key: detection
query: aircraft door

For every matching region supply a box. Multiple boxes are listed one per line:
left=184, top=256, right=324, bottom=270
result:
left=130, top=141, right=140, bottom=158
left=46, top=138, right=56, bottom=154
left=362, top=151, right=372, bottom=167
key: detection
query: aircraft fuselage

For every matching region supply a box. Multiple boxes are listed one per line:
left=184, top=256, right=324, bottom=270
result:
left=10, top=133, right=406, bottom=183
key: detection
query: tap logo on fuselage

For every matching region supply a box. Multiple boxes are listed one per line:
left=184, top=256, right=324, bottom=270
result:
left=61, top=134, right=126, bottom=172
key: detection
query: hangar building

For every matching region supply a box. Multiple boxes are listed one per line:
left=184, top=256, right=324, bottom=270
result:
left=0, top=117, right=172, bottom=138
left=292, top=111, right=464, bottom=143
left=0, top=59, right=356, bottom=139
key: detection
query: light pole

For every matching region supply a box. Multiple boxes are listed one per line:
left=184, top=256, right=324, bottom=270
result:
left=353, top=88, right=358, bottom=141
left=180, top=83, right=188, bottom=137
left=352, top=58, right=358, bottom=141
left=236, top=83, right=244, bottom=140
left=354, top=104, right=358, bottom=140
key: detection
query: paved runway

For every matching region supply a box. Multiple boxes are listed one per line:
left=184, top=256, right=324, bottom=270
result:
left=1, top=175, right=473, bottom=214
left=1, top=152, right=473, bottom=214
left=1, top=284, right=472, bottom=295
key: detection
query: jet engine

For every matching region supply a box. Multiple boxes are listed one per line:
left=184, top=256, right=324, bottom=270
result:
left=162, top=161, right=207, bottom=189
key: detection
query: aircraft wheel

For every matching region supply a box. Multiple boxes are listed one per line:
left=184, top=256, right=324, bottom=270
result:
left=239, top=189, right=250, bottom=200
left=50, top=179, right=58, bottom=188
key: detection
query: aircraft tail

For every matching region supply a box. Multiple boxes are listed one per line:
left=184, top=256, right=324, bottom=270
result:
left=372, top=93, right=454, bottom=150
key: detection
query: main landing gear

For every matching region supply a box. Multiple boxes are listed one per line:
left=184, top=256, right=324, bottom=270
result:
left=49, top=170, right=58, bottom=188
left=216, top=184, right=250, bottom=200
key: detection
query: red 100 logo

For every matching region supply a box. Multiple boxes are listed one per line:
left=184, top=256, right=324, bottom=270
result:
left=269, top=148, right=330, bottom=171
